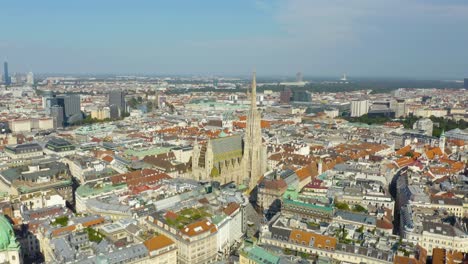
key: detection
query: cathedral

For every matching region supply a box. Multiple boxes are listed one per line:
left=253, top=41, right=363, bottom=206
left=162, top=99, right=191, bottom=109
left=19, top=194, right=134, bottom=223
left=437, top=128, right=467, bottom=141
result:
left=191, top=72, right=267, bottom=190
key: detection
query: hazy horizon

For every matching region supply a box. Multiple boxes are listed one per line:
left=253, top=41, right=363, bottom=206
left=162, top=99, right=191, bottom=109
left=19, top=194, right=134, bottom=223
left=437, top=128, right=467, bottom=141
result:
left=2, top=0, right=468, bottom=79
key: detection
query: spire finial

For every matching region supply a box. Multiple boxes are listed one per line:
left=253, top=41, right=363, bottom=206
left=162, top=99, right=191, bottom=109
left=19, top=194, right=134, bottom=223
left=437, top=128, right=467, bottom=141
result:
left=251, top=71, right=256, bottom=108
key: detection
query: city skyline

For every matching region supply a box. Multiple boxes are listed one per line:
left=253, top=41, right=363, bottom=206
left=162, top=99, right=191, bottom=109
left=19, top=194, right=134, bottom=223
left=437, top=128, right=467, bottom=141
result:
left=2, top=0, right=468, bottom=78
left=1, top=1, right=468, bottom=264
left=0, top=66, right=467, bottom=264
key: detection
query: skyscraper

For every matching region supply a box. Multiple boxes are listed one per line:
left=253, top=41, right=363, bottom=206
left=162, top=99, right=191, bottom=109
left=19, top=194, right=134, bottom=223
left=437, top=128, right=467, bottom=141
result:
left=3, top=62, right=10, bottom=85
left=48, top=94, right=82, bottom=126
left=109, top=90, right=126, bottom=117
left=292, top=90, right=312, bottom=102
left=42, top=90, right=56, bottom=114
left=50, top=105, right=64, bottom=128
left=464, top=78, right=468, bottom=89
left=26, top=72, right=34, bottom=85
left=56, top=94, right=81, bottom=118
left=243, top=72, right=267, bottom=190
left=109, top=104, right=120, bottom=120
left=296, top=72, right=303, bottom=82
left=350, top=99, right=369, bottom=117
left=280, top=88, right=292, bottom=104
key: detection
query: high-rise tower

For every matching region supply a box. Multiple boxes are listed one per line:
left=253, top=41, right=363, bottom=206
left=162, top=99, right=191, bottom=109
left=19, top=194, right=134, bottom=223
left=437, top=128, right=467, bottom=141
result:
left=3, top=62, right=10, bottom=85
left=243, top=72, right=266, bottom=190
left=109, top=90, right=126, bottom=118
left=26, top=72, right=34, bottom=85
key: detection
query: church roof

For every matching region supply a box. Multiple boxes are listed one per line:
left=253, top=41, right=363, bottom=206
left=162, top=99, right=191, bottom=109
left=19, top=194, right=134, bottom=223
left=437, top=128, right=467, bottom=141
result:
left=0, top=215, right=17, bottom=251
left=211, top=134, right=242, bottom=155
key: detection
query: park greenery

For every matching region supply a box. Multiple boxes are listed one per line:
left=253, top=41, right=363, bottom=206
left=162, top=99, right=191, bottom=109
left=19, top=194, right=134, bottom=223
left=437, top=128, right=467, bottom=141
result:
left=335, top=201, right=368, bottom=214
left=51, top=216, right=69, bottom=226
left=86, top=227, right=104, bottom=243
left=357, top=225, right=364, bottom=233
left=127, top=96, right=143, bottom=109
left=81, top=115, right=112, bottom=124
left=334, top=226, right=356, bottom=244
left=166, top=79, right=463, bottom=95
left=353, top=204, right=368, bottom=213
left=334, top=201, right=350, bottom=211
left=73, top=111, right=129, bottom=126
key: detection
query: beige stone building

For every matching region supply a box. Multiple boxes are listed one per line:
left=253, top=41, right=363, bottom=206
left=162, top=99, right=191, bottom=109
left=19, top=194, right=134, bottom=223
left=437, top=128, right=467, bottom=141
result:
left=150, top=217, right=218, bottom=264
left=143, top=234, right=177, bottom=264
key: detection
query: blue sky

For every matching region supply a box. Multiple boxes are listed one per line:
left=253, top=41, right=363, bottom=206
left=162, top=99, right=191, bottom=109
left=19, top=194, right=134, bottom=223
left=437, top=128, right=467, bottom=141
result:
left=1, top=0, right=468, bottom=78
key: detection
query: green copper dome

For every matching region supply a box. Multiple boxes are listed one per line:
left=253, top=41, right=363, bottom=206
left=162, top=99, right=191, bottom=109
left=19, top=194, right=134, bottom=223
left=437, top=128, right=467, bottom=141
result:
left=0, top=215, right=16, bottom=251
left=219, top=131, right=228, bottom=138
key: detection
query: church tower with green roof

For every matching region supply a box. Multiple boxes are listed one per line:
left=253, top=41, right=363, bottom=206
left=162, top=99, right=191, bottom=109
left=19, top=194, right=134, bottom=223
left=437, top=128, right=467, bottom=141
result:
left=0, top=215, right=21, bottom=264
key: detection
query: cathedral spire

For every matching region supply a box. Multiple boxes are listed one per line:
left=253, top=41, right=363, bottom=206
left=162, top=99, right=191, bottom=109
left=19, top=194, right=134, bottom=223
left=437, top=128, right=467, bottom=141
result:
left=243, top=70, right=266, bottom=191
left=250, top=71, right=256, bottom=108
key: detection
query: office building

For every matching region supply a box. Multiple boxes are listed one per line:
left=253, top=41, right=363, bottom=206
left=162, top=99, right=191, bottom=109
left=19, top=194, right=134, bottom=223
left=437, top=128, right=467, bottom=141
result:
left=367, top=109, right=395, bottom=118
left=350, top=99, right=369, bottom=117
left=42, top=90, right=55, bottom=113
left=57, top=94, right=81, bottom=118
left=109, top=104, right=120, bottom=119
left=26, top=72, right=34, bottom=85
left=3, top=62, right=10, bottom=85
left=292, top=90, right=312, bottom=102
left=8, top=119, right=31, bottom=133
left=413, top=118, right=433, bottom=136
left=109, top=90, right=126, bottom=117
left=296, top=72, right=303, bottom=82
left=91, top=107, right=111, bottom=120
left=50, top=105, right=64, bottom=128
left=280, top=88, right=292, bottom=104
left=49, top=94, right=82, bottom=125
left=393, top=99, right=407, bottom=118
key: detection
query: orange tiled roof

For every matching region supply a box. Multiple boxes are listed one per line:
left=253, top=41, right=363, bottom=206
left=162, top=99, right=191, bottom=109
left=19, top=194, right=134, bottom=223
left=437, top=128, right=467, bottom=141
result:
left=180, top=219, right=217, bottom=237
left=165, top=211, right=178, bottom=220
left=223, top=202, right=240, bottom=216
left=262, top=179, right=288, bottom=190
left=93, top=150, right=114, bottom=159
left=82, top=217, right=105, bottom=227
left=448, top=139, right=465, bottom=147
left=393, top=256, right=418, bottom=264
left=111, top=169, right=171, bottom=188
left=396, top=157, right=415, bottom=168
left=233, top=120, right=270, bottom=129
left=395, top=145, right=412, bottom=156
left=295, top=163, right=318, bottom=181
left=432, top=248, right=467, bottom=264
left=383, top=122, right=403, bottom=128
left=424, top=147, right=444, bottom=160
left=289, top=229, right=337, bottom=249
left=102, top=155, right=114, bottom=163
left=51, top=225, right=76, bottom=237
left=144, top=234, right=174, bottom=252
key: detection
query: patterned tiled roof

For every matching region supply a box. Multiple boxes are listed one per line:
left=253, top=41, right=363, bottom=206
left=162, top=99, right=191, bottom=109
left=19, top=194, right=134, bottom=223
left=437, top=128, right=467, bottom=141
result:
left=211, top=134, right=242, bottom=155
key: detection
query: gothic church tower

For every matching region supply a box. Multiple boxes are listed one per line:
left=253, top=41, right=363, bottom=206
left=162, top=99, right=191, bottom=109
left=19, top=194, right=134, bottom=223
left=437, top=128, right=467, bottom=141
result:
left=243, top=72, right=266, bottom=190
